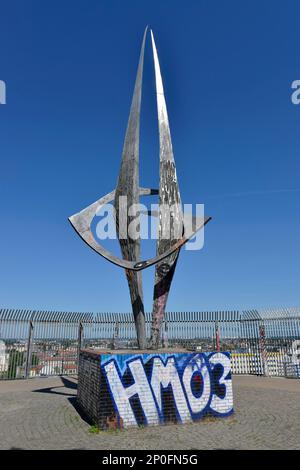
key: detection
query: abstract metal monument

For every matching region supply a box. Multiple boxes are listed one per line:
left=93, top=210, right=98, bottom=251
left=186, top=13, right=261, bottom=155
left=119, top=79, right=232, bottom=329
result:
left=69, top=28, right=211, bottom=349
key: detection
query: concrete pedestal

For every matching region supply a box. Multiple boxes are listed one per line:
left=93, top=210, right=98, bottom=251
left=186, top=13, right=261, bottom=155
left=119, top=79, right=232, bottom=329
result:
left=77, top=349, right=233, bottom=430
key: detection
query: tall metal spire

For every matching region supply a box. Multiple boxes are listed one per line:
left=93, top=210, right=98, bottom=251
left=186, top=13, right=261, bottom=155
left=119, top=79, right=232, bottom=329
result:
left=114, top=27, right=148, bottom=348
left=150, top=30, right=184, bottom=348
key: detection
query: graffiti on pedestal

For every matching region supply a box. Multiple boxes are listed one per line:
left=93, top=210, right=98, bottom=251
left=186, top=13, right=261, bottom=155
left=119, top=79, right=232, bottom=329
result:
left=100, top=352, right=233, bottom=428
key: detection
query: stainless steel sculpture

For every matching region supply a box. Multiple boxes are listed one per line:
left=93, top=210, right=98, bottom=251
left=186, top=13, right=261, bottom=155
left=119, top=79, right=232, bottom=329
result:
left=69, top=28, right=211, bottom=349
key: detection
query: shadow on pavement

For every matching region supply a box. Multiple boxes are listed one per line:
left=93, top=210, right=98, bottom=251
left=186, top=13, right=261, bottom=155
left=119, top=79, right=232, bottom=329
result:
left=31, top=376, right=93, bottom=426
left=32, top=376, right=77, bottom=397
left=67, top=396, right=94, bottom=426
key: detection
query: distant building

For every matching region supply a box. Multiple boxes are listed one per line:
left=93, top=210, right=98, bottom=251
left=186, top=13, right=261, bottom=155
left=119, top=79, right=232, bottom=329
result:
left=0, top=341, right=9, bottom=372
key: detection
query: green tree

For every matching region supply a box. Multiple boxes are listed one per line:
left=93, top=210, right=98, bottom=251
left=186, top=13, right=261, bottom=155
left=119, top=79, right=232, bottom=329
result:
left=7, top=350, right=25, bottom=379
left=31, top=353, right=39, bottom=366
left=7, top=350, right=39, bottom=379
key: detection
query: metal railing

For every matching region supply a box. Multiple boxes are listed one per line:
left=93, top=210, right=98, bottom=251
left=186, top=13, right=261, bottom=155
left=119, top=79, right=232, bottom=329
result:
left=0, top=307, right=299, bottom=379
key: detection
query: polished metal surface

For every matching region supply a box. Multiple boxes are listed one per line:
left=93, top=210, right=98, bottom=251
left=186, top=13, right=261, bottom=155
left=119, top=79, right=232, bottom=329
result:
left=114, top=27, right=148, bottom=347
left=150, top=30, right=183, bottom=348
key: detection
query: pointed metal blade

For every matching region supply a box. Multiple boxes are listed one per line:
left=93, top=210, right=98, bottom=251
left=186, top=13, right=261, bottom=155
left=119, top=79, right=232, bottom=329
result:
left=150, top=29, right=183, bottom=347
left=114, top=27, right=148, bottom=348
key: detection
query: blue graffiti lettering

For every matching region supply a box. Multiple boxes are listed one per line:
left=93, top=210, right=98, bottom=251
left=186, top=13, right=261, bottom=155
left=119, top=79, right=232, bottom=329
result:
left=101, top=352, right=233, bottom=428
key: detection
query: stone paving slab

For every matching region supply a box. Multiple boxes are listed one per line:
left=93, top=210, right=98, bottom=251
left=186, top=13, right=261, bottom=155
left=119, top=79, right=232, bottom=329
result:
left=0, top=375, right=299, bottom=450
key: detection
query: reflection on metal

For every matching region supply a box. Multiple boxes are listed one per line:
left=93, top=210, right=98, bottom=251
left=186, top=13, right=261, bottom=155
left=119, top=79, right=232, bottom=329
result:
left=114, top=27, right=148, bottom=348
left=68, top=28, right=211, bottom=348
left=150, top=30, right=183, bottom=348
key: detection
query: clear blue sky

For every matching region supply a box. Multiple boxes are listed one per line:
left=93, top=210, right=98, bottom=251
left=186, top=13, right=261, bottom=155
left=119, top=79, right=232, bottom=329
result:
left=0, top=0, right=299, bottom=313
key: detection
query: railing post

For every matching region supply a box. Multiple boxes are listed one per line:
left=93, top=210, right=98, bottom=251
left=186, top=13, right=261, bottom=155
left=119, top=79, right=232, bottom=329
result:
left=25, top=320, right=34, bottom=379
left=215, top=321, right=220, bottom=352
left=259, top=322, right=269, bottom=376
left=162, top=320, right=168, bottom=348
left=77, top=322, right=83, bottom=369
left=112, top=322, right=120, bottom=350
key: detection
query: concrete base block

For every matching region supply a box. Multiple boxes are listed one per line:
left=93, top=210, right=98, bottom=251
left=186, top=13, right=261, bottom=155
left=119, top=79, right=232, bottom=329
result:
left=77, top=349, right=234, bottom=430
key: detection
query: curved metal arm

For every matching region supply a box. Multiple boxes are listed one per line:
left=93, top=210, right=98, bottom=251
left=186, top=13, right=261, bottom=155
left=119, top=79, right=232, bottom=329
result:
left=68, top=188, right=211, bottom=271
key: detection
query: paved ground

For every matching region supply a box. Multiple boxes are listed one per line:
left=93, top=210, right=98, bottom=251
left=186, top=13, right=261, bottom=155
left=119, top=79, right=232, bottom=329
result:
left=0, top=375, right=299, bottom=450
